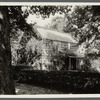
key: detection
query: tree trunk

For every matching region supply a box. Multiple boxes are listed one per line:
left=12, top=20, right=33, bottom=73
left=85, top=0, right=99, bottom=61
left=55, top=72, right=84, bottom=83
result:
left=0, top=7, right=15, bottom=94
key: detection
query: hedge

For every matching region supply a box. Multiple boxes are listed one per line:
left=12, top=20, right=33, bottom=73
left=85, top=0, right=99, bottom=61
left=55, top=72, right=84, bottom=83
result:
left=13, top=66, right=100, bottom=93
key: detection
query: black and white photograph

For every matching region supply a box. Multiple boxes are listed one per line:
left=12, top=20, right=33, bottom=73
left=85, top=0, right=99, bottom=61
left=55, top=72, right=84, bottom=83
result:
left=0, top=3, right=100, bottom=95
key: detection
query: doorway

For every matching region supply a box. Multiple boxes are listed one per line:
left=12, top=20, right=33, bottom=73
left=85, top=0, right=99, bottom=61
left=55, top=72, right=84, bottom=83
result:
left=71, top=58, right=76, bottom=70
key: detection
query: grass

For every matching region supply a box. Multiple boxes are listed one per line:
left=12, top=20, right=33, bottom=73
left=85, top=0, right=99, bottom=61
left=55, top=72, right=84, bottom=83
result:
left=15, top=82, right=63, bottom=94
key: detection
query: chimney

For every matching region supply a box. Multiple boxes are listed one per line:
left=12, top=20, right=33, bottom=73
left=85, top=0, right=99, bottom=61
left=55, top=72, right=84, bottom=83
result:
left=68, top=43, right=70, bottom=49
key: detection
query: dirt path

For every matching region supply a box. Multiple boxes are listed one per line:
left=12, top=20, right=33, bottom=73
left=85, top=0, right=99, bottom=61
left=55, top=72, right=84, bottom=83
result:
left=15, top=83, right=63, bottom=94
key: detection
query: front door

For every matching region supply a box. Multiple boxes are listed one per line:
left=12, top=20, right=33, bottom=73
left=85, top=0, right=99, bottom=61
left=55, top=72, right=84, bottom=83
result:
left=71, top=58, right=76, bottom=70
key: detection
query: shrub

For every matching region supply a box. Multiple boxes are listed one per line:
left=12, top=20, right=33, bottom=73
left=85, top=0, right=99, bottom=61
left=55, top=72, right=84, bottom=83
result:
left=13, top=65, right=100, bottom=93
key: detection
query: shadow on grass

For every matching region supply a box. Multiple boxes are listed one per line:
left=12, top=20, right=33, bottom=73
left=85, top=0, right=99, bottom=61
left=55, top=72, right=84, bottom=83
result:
left=16, top=79, right=100, bottom=94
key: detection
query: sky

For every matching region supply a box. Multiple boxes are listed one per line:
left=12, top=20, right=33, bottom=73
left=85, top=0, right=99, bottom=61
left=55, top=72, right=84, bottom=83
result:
left=26, top=13, right=65, bottom=27
left=22, top=6, right=75, bottom=27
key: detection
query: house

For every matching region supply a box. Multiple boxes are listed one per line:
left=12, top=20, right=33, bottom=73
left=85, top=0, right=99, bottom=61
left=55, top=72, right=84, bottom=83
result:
left=17, top=25, right=85, bottom=71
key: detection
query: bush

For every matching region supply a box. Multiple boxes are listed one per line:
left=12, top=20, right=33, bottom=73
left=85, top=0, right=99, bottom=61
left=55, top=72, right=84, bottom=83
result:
left=13, top=65, right=100, bottom=93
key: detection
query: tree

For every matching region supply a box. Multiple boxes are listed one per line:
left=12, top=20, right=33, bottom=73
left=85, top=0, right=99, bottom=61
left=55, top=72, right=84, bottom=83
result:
left=0, top=7, right=15, bottom=94
left=65, top=6, right=100, bottom=45
left=63, top=6, right=100, bottom=72
left=46, top=16, right=66, bottom=32
left=0, top=5, right=71, bottom=94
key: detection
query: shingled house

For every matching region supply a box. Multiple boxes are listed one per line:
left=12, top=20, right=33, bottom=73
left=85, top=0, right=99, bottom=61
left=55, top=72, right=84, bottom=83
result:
left=17, top=25, right=84, bottom=71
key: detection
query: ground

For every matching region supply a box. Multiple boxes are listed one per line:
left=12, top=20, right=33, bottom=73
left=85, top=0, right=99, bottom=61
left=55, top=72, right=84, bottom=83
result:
left=15, top=83, right=63, bottom=94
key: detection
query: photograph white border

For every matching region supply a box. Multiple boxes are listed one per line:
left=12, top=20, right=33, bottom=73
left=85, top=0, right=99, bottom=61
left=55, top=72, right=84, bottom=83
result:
left=0, top=2, right=100, bottom=5
left=0, top=2, right=100, bottom=98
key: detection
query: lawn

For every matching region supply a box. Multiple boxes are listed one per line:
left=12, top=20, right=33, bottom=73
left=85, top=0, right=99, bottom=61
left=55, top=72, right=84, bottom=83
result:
left=15, top=82, right=63, bottom=94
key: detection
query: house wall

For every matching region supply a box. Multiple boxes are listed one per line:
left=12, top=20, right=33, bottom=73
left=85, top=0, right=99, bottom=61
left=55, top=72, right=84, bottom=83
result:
left=41, top=38, right=78, bottom=71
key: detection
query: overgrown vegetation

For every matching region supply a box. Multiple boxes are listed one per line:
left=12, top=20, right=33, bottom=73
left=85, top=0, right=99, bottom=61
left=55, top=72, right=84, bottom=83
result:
left=11, top=5, right=100, bottom=72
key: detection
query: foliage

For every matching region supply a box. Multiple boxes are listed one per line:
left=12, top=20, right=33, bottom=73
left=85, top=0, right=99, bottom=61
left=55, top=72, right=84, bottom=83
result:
left=23, top=6, right=71, bottom=18
left=46, top=16, right=66, bottom=32
left=14, top=69, right=100, bottom=93
left=65, top=6, right=100, bottom=46
left=62, top=6, right=100, bottom=71
left=19, top=37, right=42, bottom=65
